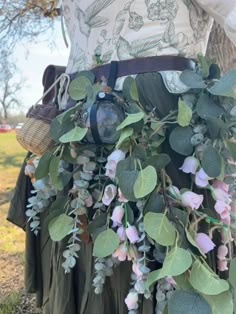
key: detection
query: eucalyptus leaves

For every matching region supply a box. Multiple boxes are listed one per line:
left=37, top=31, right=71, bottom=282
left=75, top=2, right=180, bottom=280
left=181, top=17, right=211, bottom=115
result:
left=24, top=55, right=236, bottom=314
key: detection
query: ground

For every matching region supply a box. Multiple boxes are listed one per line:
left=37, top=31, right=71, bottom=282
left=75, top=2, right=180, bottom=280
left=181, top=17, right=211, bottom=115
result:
left=0, top=132, right=41, bottom=314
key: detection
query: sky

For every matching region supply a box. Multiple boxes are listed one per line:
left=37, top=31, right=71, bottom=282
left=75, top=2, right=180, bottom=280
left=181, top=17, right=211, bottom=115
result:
left=13, top=21, right=69, bottom=115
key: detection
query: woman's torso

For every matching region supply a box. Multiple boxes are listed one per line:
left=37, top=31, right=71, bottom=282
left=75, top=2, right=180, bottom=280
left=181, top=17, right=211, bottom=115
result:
left=62, top=0, right=213, bottom=73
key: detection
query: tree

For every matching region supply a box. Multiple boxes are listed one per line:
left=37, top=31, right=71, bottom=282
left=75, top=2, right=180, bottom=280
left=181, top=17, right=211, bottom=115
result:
left=0, top=52, right=25, bottom=120
left=206, top=22, right=236, bottom=73
left=0, top=0, right=58, bottom=51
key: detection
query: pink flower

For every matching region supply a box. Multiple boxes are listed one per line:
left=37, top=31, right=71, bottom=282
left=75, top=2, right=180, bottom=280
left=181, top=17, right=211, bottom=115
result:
left=126, top=225, right=139, bottom=243
left=214, top=200, right=231, bottom=225
left=217, top=260, right=228, bottom=272
left=84, top=194, right=93, bottom=207
left=118, top=188, right=128, bottom=203
left=117, top=226, right=126, bottom=241
left=132, top=263, right=143, bottom=279
left=102, top=184, right=117, bottom=206
left=217, top=245, right=228, bottom=260
left=212, top=180, right=229, bottom=193
left=111, top=206, right=124, bottom=225
left=105, top=149, right=125, bottom=179
left=181, top=191, right=204, bottom=210
left=166, top=276, right=177, bottom=286
left=179, top=156, right=199, bottom=174
left=112, top=243, right=128, bottom=261
left=212, top=188, right=231, bottom=204
left=195, top=168, right=212, bottom=187
left=124, top=291, right=139, bottom=310
left=195, top=233, right=216, bottom=254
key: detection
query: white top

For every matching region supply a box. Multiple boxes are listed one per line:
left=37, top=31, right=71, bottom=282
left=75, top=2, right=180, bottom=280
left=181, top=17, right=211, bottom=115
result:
left=62, top=0, right=236, bottom=74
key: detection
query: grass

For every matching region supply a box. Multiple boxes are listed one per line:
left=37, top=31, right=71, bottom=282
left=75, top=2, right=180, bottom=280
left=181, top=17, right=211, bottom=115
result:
left=0, top=292, right=20, bottom=314
left=0, top=132, right=27, bottom=309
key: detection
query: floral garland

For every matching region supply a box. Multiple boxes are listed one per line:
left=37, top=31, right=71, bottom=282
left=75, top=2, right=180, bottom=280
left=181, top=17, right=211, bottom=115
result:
left=24, top=55, right=236, bottom=313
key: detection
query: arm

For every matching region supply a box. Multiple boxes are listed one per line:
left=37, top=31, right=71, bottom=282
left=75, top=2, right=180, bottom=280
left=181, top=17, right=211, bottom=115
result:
left=195, top=0, right=236, bottom=45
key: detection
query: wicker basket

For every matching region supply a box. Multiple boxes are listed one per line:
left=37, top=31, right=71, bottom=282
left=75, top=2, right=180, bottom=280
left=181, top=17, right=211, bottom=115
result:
left=16, top=104, right=59, bottom=155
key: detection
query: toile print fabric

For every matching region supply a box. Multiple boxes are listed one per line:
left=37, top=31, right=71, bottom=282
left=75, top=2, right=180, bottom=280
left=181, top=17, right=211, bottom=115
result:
left=62, top=0, right=236, bottom=75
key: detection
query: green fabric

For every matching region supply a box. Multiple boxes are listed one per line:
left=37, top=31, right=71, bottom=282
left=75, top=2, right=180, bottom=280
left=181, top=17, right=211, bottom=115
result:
left=8, top=72, right=188, bottom=314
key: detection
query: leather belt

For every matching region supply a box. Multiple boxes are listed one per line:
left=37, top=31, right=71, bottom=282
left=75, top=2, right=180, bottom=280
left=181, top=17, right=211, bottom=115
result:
left=90, top=56, right=196, bottom=81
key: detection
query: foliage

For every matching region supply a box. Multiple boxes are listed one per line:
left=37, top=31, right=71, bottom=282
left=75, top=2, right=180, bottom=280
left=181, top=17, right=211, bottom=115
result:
left=0, top=0, right=58, bottom=52
left=23, top=56, right=236, bottom=313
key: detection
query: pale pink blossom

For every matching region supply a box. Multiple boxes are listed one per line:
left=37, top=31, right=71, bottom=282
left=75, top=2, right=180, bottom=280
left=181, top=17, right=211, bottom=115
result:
left=181, top=191, right=204, bottom=210
left=125, top=291, right=139, bottom=310
left=112, top=243, right=128, bottom=261
left=84, top=194, right=93, bottom=207
left=126, top=225, right=139, bottom=243
left=117, top=226, right=126, bottom=241
left=179, top=156, right=199, bottom=174
left=212, top=180, right=229, bottom=193
left=118, top=188, right=128, bottom=203
left=217, top=260, right=228, bottom=272
left=195, top=168, right=212, bottom=187
left=105, top=150, right=125, bottom=179
left=111, top=206, right=124, bottom=225
left=132, top=263, right=143, bottom=279
left=217, top=245, right=228, bottom=260
left=212, top=188, right=231, bottom=204
left=102, top=184, right=117, bottom=206
left=195, top=233, right=216, bottom=254
left=214, top=200, right=231, bottom=225
left=166, top=276, right=177, bottom=286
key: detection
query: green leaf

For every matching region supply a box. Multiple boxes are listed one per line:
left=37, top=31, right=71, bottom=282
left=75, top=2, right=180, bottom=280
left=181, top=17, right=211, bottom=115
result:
left=116, top=112, right=144, bottom=131
left=59, top=127, right=88, bottom=143
left=57, top=102, right=82, bottom=124
left=196, top=94, right=224, bottom=119
left=134, top=166, right=157, bottom=198
left=144, top=192, right=165, bottom=214
left=130, top=79, right=139, bottom=102
left=169, top=126, right=194, bottom=156
left=35, top=150, right=54, bottom=180
left=77, top=70, right=95, bottom=83
left=197, top=53, right=210, bottom=78
left=49, top=117, right=74, bottom=142
left=203, top=291, right=234, bottom=314
left=116, top=128, right=133, bottom=148
left=146, top=247, right=192, bottom=287
left=68, top=76, right=92, bottom=100
left=189, top=260, right=229, bottom=295
left=177, top=99, right=192, bottom=127
left=174, top=273, right=192, bottom=290
left=202, top=146, right=221, bottom=177
left=118, top=170, right=138, bottom=202
left=143, top=154, right=171, bottom=172
left=229, top=257, right=236, bottom=289
left=48, top=214, right=74, bottom=241
left=49, top=196, right=68, bottom=213
left=206, top=118, right=228, bottom=139
left=208, top=69, right=236, bottom=98
left=93, top=229, right=119, bottom=258
left=49, top=156, right=61, bottom=190
left=180, top=70, right=206, bottom=88
left=226, top=141, right=236, bottom=162
left=168, top=290, right=212, bottom=314
left=144, top=212, right=176, bottom=246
